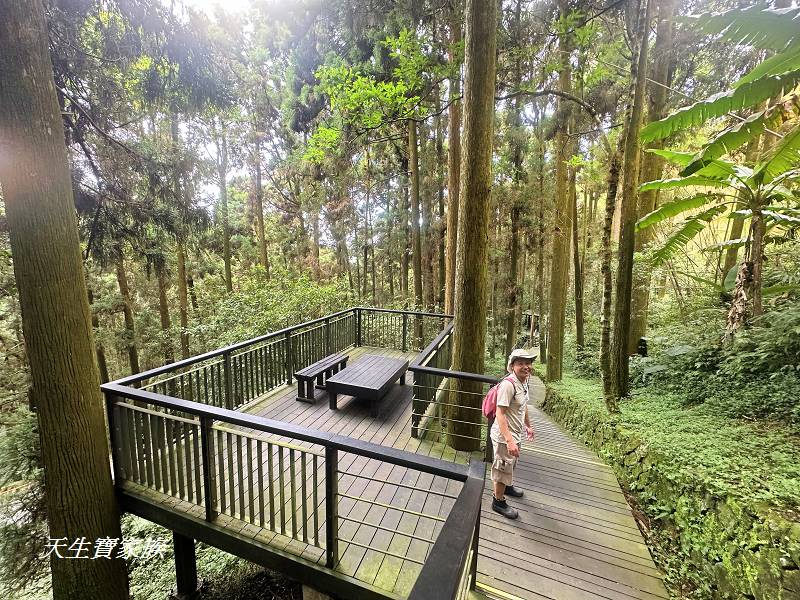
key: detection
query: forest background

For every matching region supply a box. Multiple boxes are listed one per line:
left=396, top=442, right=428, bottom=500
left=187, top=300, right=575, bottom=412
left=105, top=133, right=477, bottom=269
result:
left=0, top=0, right=799, bottom=598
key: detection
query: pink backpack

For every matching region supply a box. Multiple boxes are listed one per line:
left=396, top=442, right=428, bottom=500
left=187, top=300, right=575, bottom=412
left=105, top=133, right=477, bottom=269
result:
left=482, top=376, right=516, bottom=420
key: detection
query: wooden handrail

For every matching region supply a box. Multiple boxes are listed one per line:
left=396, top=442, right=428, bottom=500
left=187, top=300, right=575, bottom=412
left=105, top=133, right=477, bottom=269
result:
left=410, top=321, right=455, bottom=368
left=408, top=459, right=485, bottom=600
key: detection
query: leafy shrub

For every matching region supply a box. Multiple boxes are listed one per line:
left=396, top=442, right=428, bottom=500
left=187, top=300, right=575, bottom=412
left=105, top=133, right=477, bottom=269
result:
left=639, top=302, right=800, bottom=430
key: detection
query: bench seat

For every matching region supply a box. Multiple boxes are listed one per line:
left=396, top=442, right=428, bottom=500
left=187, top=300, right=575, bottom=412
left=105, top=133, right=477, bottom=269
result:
left=294, top=353, right=349, bottom=403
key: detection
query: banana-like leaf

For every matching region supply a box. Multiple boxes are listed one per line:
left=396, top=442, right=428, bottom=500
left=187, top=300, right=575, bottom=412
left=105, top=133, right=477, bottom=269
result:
left=702, top=237, right=749, bottom=252
left=640, top=69, right=800, bottom=143
left=639, top=175, right=729, bottom=192
left=680, top=111, right=773, bottom=175
left=651, top=205, right=729, bottom=266
left=680, top=6, right=800, bottom=52
left=763, top=209, right=800, bottom=225
left=736, top=42, right=800, bottom=87
left=646, top=149, right=694, bottom=166
left=752, top=124, right=800, bottom=183
left=636, top=194, right=717, bottom=231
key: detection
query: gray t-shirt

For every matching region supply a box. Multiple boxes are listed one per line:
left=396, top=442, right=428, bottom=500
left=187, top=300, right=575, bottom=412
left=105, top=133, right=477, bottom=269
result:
left=490, top=376, right=529, bottom=445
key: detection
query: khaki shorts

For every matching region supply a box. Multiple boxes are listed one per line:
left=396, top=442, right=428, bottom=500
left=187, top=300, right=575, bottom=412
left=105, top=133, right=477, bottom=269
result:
left=491, top=441, right=517, bottom=486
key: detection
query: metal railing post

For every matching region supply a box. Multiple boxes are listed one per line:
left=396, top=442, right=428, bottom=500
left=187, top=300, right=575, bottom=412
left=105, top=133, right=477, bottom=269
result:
left=325, top=445, right=339, bottom=568
left=285, top=330, right=293, bottom=385
left=200, top=415, right=217, bottom=522
left=222, top=351, right=233, bottom=409
left=356, top=308, right=362, bottom=347
left=402, top=312, right=408, bottom=352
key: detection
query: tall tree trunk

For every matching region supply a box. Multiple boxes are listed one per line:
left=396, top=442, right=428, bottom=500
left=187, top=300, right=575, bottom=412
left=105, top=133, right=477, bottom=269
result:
left=436, top=99, right=446, bottom=309
left=187, top=274, right=199, bottom=312
left=156, top=261, right=174, bottom=366
left=177, top=240, right=190, bottom=360
left=444, top=5, right=462, bottom=315
left=610, top=0, right=653, bottom=400
left=409, top=122, right=424, bottom=343
left=311, top=210, right=321, bottom=281
left=253, top=134, right=270, bottom=277
left=722, top=139, right=760, bottom=278
left=0, top=2, right=129, bottom=596
left=421, top=124, right=436, bottom=311
left=546, top=0, right=573, bottom=381
left=535, top=112, right=548, bottom=359
left=171, top=119, right=190, bottom=361
left=216, top=125, right=233, bottom=293
left=503, top=0, right=524, bottom=358
left=600, top=141, right=623, bottom=411
left=87, top=286, right=109, bottom=384
left=400, top=157, right=410, bottom=302
left=448, top=0, right=497, bottom=451
left=115, top=251, right=141, bottom=375
left=572, top=174, right=585, bottom=353
left=629, top=0, right=676, bottom=353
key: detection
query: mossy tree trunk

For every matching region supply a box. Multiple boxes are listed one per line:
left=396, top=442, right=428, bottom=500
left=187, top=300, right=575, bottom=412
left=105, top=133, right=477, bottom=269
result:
left=545, top=0, right=573, bottom=382
left=0, top=2, right=130, bottom=596
left=610, top=0, right=653, bottom=400
left=629, top=0, right=676, bottom=354
left=444, top=4, right=462, bottom=315
left=115, top=250, right=141, bottom=375
left=447, top=0, right=497, bottom=451
left=409, top=122, right=424, bottom=343
left=572, top=174, right=585, bottom=354
left=215, top=122, right=233, bottom=293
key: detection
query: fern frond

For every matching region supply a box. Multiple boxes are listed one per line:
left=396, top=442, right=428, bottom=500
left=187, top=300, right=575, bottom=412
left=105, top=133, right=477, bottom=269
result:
left=640, top=70, right=800, bottom=143
left=636, top=194, right=718, bottom=231
left=651, top=205, right=728, bottom=267
left=681, top=6, right=800, bottom=52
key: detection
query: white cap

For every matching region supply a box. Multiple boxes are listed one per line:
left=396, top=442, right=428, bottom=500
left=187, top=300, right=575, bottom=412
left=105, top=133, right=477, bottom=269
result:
left=507, top=348, right=537, bottom=372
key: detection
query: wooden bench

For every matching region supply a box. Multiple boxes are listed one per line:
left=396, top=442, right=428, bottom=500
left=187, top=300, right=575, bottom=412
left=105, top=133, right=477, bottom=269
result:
left=294, top=353, right=349, bottom=403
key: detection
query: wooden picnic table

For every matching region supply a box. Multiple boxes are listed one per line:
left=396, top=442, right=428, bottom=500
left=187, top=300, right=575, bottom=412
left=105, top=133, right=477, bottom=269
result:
left=326, top=354, right=409, bottom=416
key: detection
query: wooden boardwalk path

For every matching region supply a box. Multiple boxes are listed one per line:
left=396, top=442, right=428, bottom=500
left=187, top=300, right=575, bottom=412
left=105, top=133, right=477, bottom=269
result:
left=475, top=380, right=668, bottom=600
left=116, top=346, right=666, bottom=599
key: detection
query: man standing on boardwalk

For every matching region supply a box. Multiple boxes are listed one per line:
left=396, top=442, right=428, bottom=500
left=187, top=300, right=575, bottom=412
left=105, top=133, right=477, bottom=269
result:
left=490, top=348, right=536, bottom=519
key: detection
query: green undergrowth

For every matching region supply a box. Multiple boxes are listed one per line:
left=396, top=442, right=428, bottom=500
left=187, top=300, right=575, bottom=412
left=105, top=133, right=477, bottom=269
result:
left=124, top=516, right=301, bottom=600
left=540, top=371, right=800, bottom=600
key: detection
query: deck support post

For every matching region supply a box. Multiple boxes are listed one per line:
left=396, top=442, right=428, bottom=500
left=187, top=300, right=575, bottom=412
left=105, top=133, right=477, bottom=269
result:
left=172, top=532, right=199, bottom=599
left=285, top=331, right=293, bottom=385
left=324, top=317, right=331, bottom=355
left=324, top=446, right=338, bottom=568
left=355, top=308, right=362, bottom=347
left=222, top=350, right=233, bottom=409
left=200, top=416, right=217, bottom=522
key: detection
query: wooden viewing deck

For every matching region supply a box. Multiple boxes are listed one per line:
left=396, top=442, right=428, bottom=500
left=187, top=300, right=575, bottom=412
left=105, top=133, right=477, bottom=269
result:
left=103, top=308, right=667, bottom=600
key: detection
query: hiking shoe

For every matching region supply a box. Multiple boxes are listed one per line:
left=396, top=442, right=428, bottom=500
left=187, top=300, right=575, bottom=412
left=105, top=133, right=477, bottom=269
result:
left=505, top=485, right=524, bottom=498
left=492, top=497, right=519, bottom=519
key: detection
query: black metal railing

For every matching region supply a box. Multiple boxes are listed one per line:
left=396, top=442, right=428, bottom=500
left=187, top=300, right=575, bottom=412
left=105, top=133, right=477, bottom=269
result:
left=112, top=308, right=449, bottom=412
left=100, top=306, right=484, bottom=599
left=409, top=326, right=500, bottom=452
left=101, top=382, right=482, bottom=598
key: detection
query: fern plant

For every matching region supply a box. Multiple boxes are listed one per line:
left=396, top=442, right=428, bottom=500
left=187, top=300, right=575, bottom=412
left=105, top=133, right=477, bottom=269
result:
left=636, top=5, right=800, bottom=325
